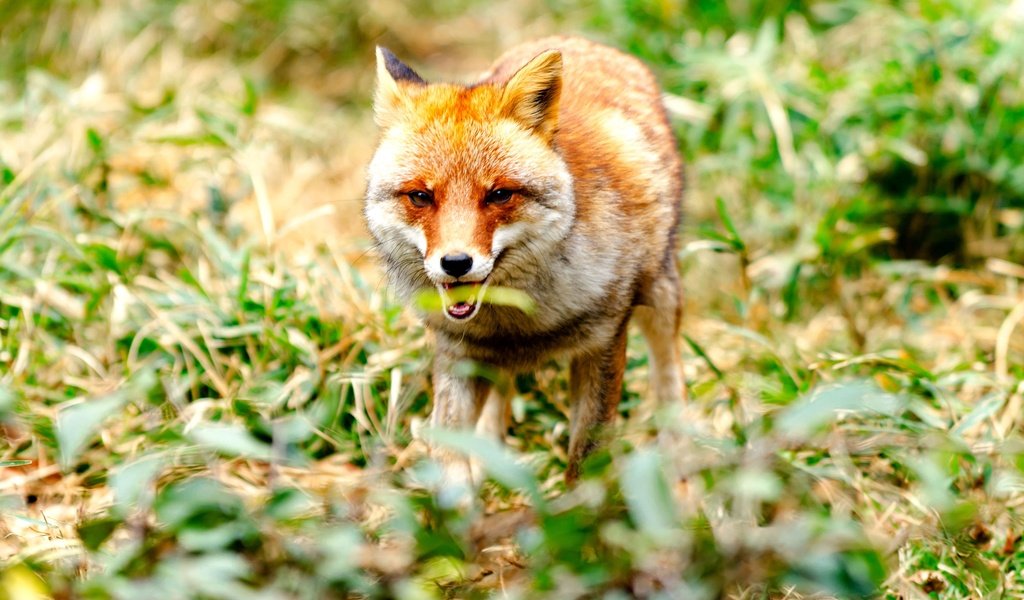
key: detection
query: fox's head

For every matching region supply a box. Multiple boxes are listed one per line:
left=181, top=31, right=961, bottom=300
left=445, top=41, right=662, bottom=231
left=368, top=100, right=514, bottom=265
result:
left=365, top=47, right=574, bottom=321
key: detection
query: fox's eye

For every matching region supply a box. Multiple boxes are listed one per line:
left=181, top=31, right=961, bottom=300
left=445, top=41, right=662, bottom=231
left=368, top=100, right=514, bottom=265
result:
left=406, top=190, right=433, bottom=207
left=486, top=189, right=514, bottom=205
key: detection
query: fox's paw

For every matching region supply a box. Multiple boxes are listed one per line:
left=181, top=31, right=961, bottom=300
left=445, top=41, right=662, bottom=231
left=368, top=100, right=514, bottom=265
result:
left=430, top=448, right=478, bottom=510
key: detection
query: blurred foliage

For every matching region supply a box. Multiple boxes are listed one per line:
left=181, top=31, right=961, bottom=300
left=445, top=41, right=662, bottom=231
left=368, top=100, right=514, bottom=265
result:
left=591, top=0, right=1024, bottom=266
left=2, top=0, right=1024, bottom=599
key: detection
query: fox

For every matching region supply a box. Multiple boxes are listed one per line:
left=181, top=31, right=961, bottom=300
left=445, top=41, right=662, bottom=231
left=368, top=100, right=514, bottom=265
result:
left=364, top=36, right=685, bottom=489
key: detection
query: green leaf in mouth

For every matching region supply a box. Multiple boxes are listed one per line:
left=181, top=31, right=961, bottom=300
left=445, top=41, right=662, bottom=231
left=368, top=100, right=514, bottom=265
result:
left=413, top=285, right=536, bottom=314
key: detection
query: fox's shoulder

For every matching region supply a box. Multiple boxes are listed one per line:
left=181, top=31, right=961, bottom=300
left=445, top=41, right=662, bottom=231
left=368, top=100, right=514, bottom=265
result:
left=481, top=37, right=680, bottom=222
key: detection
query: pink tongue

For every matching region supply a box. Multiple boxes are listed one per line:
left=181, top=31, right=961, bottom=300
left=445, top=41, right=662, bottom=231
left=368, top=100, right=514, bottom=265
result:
left=447, top=302, right=475, bottom=318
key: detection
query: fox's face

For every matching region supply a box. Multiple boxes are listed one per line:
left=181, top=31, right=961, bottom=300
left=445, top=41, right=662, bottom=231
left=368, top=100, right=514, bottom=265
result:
left=365, top=48, right=574, bottom=321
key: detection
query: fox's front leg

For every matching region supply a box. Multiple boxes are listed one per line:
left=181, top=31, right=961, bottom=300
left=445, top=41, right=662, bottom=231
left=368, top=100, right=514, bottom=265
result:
left=429, top=352, right=491, bottom=493
left=566, top=318, right=630, bottom=483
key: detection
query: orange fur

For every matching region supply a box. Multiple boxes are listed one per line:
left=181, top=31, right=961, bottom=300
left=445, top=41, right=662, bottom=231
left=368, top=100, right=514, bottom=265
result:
left=365, top=37, right=685, bottom=491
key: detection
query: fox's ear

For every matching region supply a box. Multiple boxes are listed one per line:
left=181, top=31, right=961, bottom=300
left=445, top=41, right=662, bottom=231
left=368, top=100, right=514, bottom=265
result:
left=500, top=50, right=562, bottom=140
left=374, top=47, right=425, bottom=127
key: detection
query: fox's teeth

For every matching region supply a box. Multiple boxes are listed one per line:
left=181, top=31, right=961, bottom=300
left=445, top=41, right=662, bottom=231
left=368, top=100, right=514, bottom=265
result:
left=438, top=280, right=489, bottom=322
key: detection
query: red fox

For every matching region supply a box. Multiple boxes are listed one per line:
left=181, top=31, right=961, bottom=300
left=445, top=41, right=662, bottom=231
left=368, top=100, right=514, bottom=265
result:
left=365, top=37, right=685, bottom=488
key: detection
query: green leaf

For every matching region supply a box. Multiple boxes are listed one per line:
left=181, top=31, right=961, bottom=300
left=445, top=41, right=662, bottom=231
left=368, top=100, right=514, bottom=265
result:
left=413, top=556, right=469, bottom=592
left=155, top=478, right=243, bottom=529
left=111, top=454, right=165, bottom=514
left=85, top=127, right=104, bottom=155
left=413, top=285, right=535, bottom=314
left=788, top=547, right=887, bottom=599
left=715, top=196, right=746, bottom=252
left=621, top=450, right=678, bottom=541
left=78, top=516, right=121, bottom=551
left=951, top=392, right=1006, bottom=438
left=56, top=370, right=156, bottom=469
left=776, top=380, right=904, bottom=439
left=424, top=428, right=544, bottom=508
left=236, top=246, right=251, bottom=307
left=56, top=394, right=129, bottom=470
left=265, top=487, right=317, bottom=521
left=153, top=554, right=253, bottom=598
left=190, top=424, right=273, bottom=460
left=150, top=133, right=227, bottom=147
left=729, top=468, right=783, bottom=501
left=683, top=334, right=723, bottom=380
left=908, top=454, right=957, bottom=512
left=315, top=526, right=365, bottom=583
left=241, top=77, right=259, bottom=116
left=0, top=384, right=14, bottom=414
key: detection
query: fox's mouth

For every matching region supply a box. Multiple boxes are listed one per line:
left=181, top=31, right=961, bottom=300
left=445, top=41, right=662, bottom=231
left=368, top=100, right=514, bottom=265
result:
left=439, top=279, right=489, bottom=321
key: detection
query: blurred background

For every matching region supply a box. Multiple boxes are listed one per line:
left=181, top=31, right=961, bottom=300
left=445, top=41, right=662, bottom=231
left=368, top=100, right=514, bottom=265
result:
left=4, top=0, right=1023, bottom=267
left=3, top=1, right=1024, bottom=598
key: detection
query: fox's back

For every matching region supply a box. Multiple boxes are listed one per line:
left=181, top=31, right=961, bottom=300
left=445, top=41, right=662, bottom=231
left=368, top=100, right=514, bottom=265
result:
left=483, top=37, right=682, bottom=243
left=483, top=37, right=675, bottom=155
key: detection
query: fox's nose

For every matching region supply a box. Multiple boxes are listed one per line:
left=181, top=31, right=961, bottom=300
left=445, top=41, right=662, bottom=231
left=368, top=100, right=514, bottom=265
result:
left=440, top=252, right=473, bottom=277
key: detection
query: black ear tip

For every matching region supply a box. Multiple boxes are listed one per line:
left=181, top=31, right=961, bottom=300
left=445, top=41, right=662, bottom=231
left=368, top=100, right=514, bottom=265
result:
left=377, top=46, right=426, bottom=85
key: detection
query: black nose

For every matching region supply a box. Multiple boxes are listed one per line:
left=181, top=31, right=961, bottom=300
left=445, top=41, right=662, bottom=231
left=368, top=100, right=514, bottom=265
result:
left=440, top=252, right=473, bottom=277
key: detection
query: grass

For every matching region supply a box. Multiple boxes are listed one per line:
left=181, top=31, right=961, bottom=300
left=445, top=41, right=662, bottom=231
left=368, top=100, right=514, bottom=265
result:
left=2, top=0, right=1024, bottom=598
